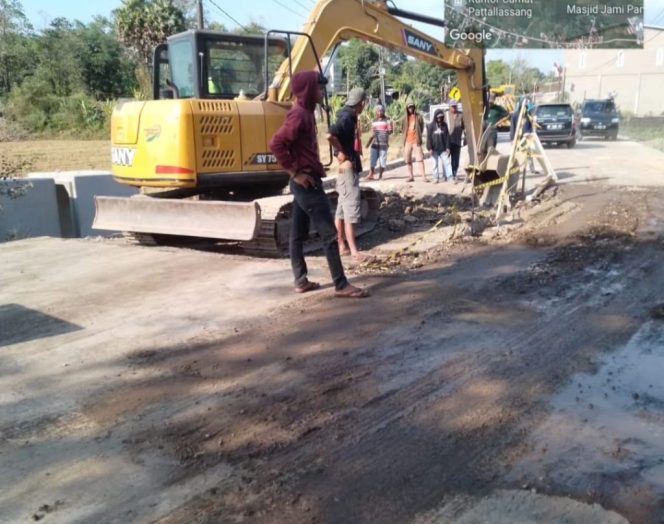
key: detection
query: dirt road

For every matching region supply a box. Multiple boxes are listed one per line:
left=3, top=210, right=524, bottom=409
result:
left=2, top=137, right=664, bottom=523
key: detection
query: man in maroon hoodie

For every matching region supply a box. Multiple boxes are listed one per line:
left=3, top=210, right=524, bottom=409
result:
left=270, top=70, right=368, bottom=298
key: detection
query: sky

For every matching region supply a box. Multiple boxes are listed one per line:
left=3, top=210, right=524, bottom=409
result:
left=22, top=0, right=664, bottom=70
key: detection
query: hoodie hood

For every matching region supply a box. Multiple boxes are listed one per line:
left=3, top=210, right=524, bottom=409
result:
left=291, top=70, right=321, bottom=111
left=433, top=109, right=445, bottom=120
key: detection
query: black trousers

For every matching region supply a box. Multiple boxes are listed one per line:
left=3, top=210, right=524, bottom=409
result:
left=449, top=143, right=462, bottom=177
left=289, top=178, right=348, bottom=291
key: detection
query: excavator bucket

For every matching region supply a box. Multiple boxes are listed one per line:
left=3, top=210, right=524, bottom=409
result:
left=93, top=196, right=261, bottom=241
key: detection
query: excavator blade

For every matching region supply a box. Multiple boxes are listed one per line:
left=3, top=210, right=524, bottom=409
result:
left=93, top=196, right=260, bottom=241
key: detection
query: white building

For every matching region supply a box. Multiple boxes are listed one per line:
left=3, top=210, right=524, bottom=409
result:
left=564, top=25, right=664, bottom=116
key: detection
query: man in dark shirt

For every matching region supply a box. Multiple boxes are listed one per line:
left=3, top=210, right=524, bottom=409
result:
left=327, top=87, right=371, bottom=262
left=270, top=71, right=368, bottom=298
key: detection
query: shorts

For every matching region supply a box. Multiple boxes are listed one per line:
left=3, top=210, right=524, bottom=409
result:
left=370, top=147, right=388, bottom=169
left=404, top=142, right=424, bottom=163
left=335, top=168, right=361, bottom=224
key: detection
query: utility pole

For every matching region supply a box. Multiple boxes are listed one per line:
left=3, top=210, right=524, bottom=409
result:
left=379, top=47, right=386, bottom=105
left=197, top=0, right=204, bottom=29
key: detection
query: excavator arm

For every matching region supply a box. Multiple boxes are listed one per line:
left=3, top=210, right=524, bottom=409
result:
left=268, top=0, right=486, bottom=164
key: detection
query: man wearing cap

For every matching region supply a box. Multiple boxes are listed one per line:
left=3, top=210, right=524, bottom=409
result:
left=401, top=102, right=427, bottom=182
left=366, top=104, right=393, bottom=180
left=270, top=71, right=369, bottom=298
left=327, top=87, right=371, bottom=262
left=448, top=100, right=465, bottom=181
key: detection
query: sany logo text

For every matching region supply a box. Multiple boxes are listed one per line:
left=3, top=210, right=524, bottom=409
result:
left=112, top=147, right=136, bottom=167
left=402, top=30, right=437, bottom=56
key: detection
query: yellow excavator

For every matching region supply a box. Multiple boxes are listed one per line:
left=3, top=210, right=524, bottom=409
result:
left=94, top=0, right=487, bottom=255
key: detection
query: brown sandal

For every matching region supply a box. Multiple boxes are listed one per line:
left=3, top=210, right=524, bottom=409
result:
left=295, top=281, right=321, bottom=293
left=334, top=285, right=369, bottom=298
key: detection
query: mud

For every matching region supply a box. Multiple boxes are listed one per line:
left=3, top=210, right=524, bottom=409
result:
left=134, top=186, right=664, bottom=523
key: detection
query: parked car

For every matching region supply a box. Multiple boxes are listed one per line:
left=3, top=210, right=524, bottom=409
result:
left=577, top=98, right=620, bottom=140
left=533, top=103, right=576, bottom=148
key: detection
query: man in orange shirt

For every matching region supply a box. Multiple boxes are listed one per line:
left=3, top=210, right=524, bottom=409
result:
left=401, top=102, right=427, bottom=183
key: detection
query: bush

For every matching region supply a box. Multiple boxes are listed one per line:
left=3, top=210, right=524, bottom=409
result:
left=0, top=117, right=30, bottom=142
left=5, top=76, right=111, bottom=138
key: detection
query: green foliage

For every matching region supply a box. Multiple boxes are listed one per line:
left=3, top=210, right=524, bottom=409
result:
left=338, top=39, right=379, bottom=95
left=386, top=99, right=405, bottom=130
left=0, top=0, right=35, bottom=95
left=236, top=20, right=265, bottom=35
left=486, top=60, right=511, bottom=87
left=486, top=57, right=545, bottom=94
left=78, top=17, right=138, bottom=100
left=6, top=77, right=111, bottom=137
left=114, top=0, right=185, bottom=66
left=388, top=59, right=453, bottom=107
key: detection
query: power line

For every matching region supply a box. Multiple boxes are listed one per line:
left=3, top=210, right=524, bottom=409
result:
left=292, top=0, right=312, bottom=13
left=271, top=0, right=308, bottom=19
left=652, top=6, right=664, bottom=23
left=206, top=0, right=249, bottom=32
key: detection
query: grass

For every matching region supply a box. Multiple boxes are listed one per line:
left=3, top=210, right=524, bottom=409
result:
left=621, top=118, right=664, bottom=153
left=0, top=140, right=111, bottom=174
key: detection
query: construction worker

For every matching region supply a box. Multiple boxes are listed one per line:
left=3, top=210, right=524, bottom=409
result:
left=484, top=93, right=510, bottom=151
left=208, top=76, right=220, bottom=95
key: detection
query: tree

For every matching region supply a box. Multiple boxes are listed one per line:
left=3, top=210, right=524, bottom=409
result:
left=235, top=20, right=264, bottom=35
left=338, top=39, right=379, bottom=94
left=114, top=0, right=185, bottom=98
left=486, top=59, right=511, bottom=87
left=0, top=0, right=34, bottom=95
left=76, top=17, right=137, bottom=99
left=35, top=18, right=85, bottom=97
left=114, top=0, right=185, bottom=66
left=509, top=57, right=545, bottom=94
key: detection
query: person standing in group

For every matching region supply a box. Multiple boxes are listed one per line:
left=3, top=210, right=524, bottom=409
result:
left=366, top=104, right=392, bottom=180
left=269, top=71, right=368, bottom=298
left=402, top=102, right=427, bottom=183
left=426, top=108, right=451, bottom=183
left=327, top=87, right=372, bottom=262
left=447, top=100, right=464, bottom=182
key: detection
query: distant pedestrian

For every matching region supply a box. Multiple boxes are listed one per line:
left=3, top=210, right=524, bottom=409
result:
left=402, top=102, right=427, bottom=183
left=447, top=100, right=464, bottom=181
left=366, top=104, right=393, bottom=180
left=270, top=71, right=368, bottom=298
left=327, top=87, right=372, bottom=262
left=426, top=108, right=451, bottom=183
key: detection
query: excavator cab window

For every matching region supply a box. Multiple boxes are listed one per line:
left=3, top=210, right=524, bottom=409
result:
left=153, top=30, right=287, bottom=101
left=169, top=38, right=196, bottom=98
left=204, top=36, right=287, bottom=100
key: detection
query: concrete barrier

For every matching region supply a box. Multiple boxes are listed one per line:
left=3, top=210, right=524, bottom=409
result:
left=27, top=171, right=138, bottom=237
left=0, top=178, right=61, bottom=241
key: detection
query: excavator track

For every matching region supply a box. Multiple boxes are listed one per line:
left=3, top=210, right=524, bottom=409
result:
left=242, top=187, right=380, bottom=257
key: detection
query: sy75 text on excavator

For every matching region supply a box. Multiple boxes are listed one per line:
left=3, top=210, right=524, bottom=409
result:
left=93, top=0, right=488, bottom=256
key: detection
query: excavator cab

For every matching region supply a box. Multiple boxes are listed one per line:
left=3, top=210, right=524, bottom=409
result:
left=152, top=30, right=289, bottom=101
